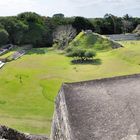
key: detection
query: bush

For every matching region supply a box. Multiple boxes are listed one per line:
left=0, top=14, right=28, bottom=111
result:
left=0, top=28, right=9, bottom=46
left=85, top=50, right=96, bottom=59
left=67, top=49, right=79, bottom=58
left=67, top=48, right=96, bottom=62
left=65, top=47, right=73, bottom=53
left=72, top=16, right=94, bottom=33
left=77, top=49, right=86, bottom=59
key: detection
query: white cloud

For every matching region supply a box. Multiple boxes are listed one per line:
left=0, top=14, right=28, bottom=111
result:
left=73, top=0, right=140, bottom=17
left=0, top=0, right=139, bottom=17
left=0, top=0, right=47, bottom=16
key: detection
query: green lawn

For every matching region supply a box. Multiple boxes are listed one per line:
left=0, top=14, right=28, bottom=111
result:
left=0, top=51, right=16, bottom=59
left=0, top=41, right=140, bottom=135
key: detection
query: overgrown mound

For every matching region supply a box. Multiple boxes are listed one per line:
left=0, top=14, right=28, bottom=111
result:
left=133, top=24, right=140, bottom=35
left=66, top=31, right=123, bottom=52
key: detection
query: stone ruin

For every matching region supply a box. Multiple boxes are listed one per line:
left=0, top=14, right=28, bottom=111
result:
left=51, top=74, right=140, bottom=140
left=0, top=125, right=49, bottom=140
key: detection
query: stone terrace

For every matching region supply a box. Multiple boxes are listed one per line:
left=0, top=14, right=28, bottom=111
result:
left=51, top=74, right=140, bottom=140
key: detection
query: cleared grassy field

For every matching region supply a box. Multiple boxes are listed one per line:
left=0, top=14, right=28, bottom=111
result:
left=0, top=41, right=140, bottom=135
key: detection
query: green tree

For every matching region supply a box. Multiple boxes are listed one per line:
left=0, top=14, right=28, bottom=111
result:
left=42, top=17, right=56, bottom=47
left=0, top=17, right=28, bottom=44
left=18, top=12, right=44, bottom=24
left=72, top=17, right=94, bottom=33
left=0, top=28, right=9, bottom=46
left=18, top=12, right=46, bottom=47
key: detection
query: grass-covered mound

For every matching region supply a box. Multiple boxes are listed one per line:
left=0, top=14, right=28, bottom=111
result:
left=67, top=31, right=123, bottom=52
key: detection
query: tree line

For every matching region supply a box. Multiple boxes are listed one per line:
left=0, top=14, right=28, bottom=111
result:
left=0, top=12, right=139, bottom=47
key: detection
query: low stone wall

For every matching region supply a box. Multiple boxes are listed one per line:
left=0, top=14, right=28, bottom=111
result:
left=0, top=125, right=49, bottom=140
left=106, top=34, right=140, bottom=41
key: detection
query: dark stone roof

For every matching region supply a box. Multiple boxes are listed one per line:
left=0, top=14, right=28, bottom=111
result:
left=62, top=74, right=140, bottom=140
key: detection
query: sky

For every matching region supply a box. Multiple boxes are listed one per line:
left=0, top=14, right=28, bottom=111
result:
left=0, top=0, right=140, bottom=18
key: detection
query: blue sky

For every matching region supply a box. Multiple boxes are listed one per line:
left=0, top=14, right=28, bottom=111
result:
left=0, top=0, right=140, bottom=17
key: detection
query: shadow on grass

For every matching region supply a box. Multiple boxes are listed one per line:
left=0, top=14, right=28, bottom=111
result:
left=71, top=58, right=102, bottom=65
left=26, top=48, right=47, bottom=55
left=40, top=84, right=54, bottom=103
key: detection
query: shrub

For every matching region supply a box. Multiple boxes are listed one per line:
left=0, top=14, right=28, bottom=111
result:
left=85, top=50, right=96, bottom=59
left=67, top=48, right=96, bottom=62
left=67, top=49, right=79, bottom=58
left=65, top=47, right=73, bottom=53
left=77, top=49, right=86, bottom=60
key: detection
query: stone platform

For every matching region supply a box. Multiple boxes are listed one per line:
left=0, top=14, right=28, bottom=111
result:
left=51, top=74, right=140, bottom=140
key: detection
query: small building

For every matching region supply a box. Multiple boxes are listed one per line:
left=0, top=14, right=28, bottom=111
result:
left=51, top=74, right=140, bottom=140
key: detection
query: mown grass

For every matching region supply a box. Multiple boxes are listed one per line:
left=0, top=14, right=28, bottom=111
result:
left=0, top=41, right=140, bottom=135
